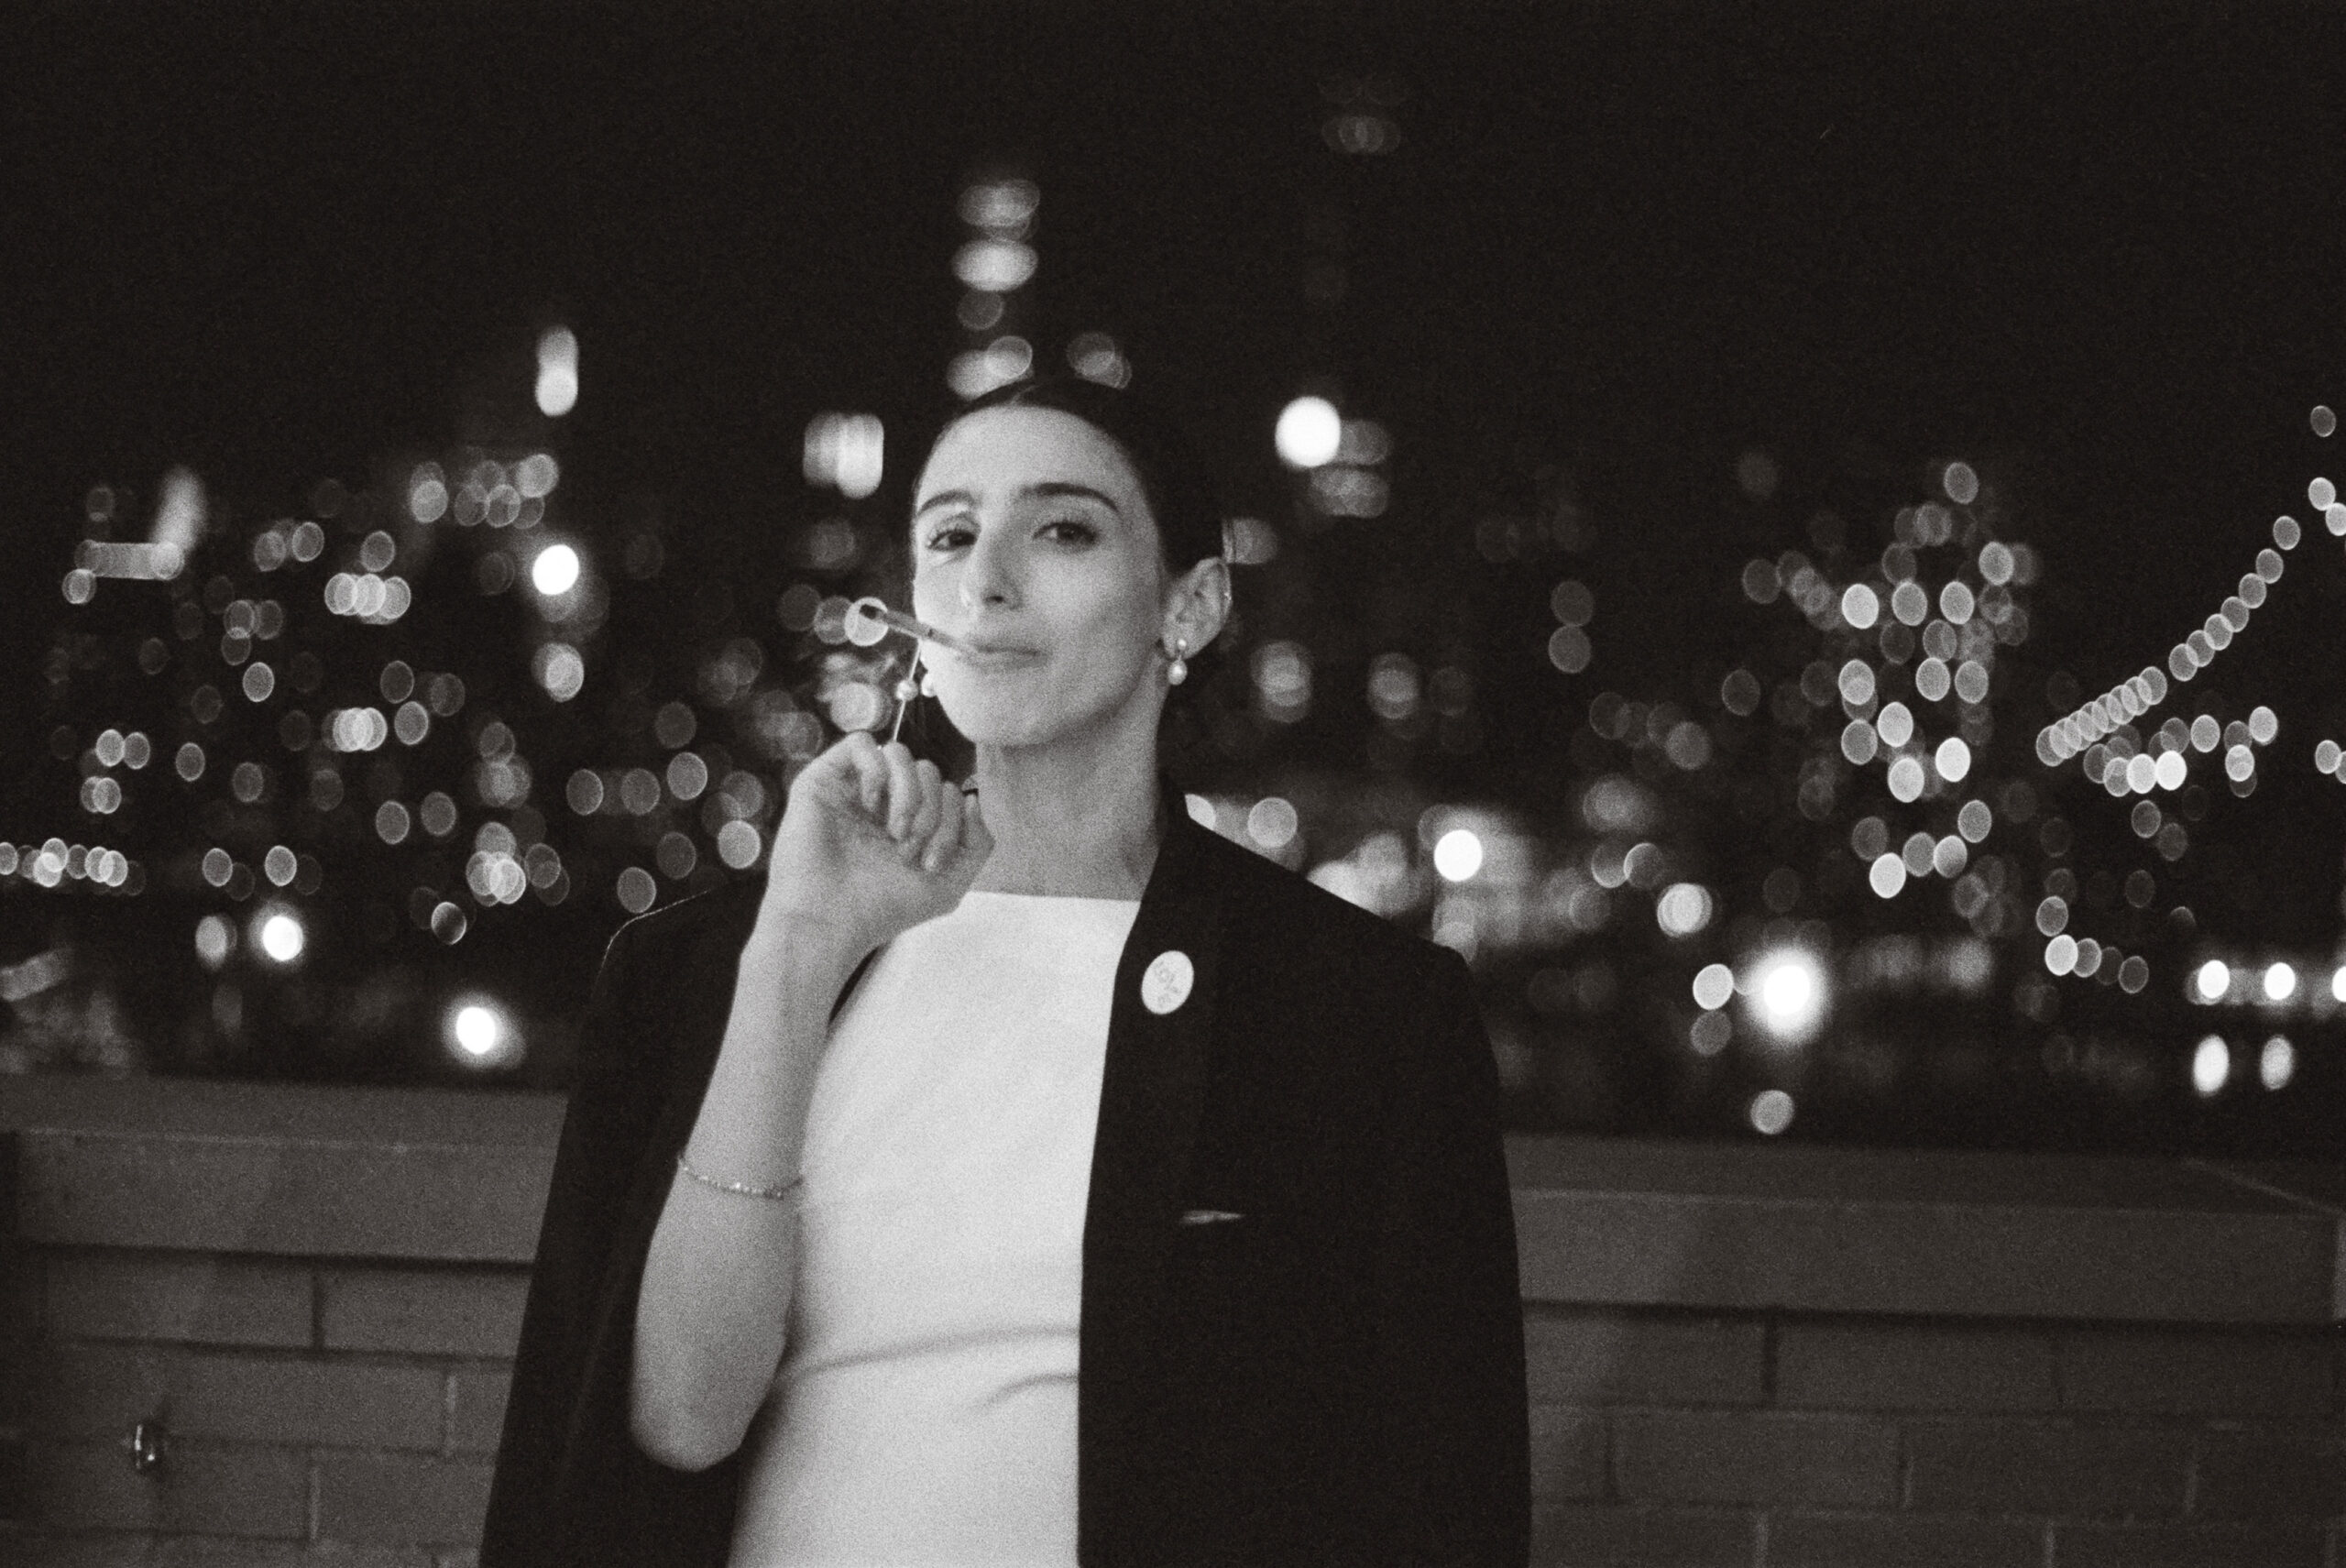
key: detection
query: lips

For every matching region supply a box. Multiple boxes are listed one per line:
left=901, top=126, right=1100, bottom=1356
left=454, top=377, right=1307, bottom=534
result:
left=949, top=640, right=1042, bottom=667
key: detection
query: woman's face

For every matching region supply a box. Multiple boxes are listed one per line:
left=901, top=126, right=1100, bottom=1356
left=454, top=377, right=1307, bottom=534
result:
left=909, top=405, right=1175, bottom=751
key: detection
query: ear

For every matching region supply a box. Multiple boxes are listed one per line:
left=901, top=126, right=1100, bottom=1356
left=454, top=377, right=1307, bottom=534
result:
left=1162, top=554, right=1231, bottom=653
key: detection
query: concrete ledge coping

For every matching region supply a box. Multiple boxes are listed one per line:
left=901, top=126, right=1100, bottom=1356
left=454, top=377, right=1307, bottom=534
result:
left=1509, top=1139, right=2342, bottom=1326
left=2, top=1078, right=563, bottom=1267
left=4, top=1076, right=2339, bottom=1326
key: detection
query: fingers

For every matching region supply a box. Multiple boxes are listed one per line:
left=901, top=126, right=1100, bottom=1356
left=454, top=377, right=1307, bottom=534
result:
left=811, top=735, right=981, bottom=884
left=879, top=741, right=921, bottom=840
left=897, top=758, right=943, bottom=862
left=956, top=784, right=993, bottom=867
left=919, top=779, right=964, bottom=873
left=820, top=731, right=889, bottom=818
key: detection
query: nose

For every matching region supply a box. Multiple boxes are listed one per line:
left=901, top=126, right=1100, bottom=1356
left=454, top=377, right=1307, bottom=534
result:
left=959, top=526, right=1021, bottom=613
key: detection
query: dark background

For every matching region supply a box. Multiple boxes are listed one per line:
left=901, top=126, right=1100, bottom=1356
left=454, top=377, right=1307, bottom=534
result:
left=4, top=3, right=2341, bottom=1149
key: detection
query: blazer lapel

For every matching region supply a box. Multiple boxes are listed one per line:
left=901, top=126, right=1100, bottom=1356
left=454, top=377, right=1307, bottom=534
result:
left=1078, top=778, right=1225, bottom=1556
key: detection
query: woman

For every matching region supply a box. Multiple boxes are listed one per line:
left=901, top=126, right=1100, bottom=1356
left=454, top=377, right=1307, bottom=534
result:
left=482, top=378, right=1529, bottom=1567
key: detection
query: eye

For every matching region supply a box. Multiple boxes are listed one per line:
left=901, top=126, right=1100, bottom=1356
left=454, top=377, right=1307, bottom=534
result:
left=921, top=520, right=976, bottom=551
left=1039, top=517, right=1099, bottom=545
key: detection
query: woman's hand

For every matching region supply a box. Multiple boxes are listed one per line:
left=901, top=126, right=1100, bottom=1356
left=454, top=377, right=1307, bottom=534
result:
left=756, top=732, right=992, bottom=961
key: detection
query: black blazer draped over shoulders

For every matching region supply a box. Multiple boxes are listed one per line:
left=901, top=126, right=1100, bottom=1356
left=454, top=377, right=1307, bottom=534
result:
left=482, top=776, right=1530, bottom=1567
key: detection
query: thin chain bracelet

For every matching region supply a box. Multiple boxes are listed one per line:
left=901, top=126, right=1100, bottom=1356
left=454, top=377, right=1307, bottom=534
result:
left=675, top=1152, right=805, bottom=1203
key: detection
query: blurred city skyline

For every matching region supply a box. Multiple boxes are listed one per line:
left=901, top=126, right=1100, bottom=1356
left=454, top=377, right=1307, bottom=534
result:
left=4, top=5, right=2342, bottom=1150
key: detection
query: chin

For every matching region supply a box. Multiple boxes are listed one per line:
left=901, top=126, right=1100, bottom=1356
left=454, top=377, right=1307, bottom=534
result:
left=934, top=681, right=1145, bottom=754
left=939, top=707, right=1056, bottom=750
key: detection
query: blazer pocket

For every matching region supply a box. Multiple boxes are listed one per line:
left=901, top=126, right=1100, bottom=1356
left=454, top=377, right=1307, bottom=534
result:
left=1161, top=1208, right=1320, bottom=1375
left=1165, top=1209, right=1257, bottom=1324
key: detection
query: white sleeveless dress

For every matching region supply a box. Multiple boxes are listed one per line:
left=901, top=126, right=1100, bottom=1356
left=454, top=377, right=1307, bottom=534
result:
left=726, top=890, right=1141, bottom=1568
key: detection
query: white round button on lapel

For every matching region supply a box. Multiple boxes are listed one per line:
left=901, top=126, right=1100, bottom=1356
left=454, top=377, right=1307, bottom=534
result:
left=1140, top=950, right=1194, bottom=1014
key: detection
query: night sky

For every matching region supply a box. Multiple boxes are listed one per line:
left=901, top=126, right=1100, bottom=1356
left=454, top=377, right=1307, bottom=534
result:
left=4, top=5, right=2342, bottom=1131
left=11, top=7, right=2339, bottom=535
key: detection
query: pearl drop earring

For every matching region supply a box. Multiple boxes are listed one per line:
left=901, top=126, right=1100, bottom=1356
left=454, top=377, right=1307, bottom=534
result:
left=1166, top=636, right=1189, bottom=686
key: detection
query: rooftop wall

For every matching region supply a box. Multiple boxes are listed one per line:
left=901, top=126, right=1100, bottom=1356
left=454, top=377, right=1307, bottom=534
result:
left=4, top=1077, right=2340, bottom=1566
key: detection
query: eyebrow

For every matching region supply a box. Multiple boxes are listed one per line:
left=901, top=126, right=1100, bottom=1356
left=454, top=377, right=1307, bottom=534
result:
left=913, top=482, right=1125, bottom=520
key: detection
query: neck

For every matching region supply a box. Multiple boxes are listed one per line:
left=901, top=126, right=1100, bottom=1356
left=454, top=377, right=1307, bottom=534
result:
left=966, top=716, right=1165, bottom=899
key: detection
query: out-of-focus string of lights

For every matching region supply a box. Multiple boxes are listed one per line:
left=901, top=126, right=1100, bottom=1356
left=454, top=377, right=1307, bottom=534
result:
left=2013, top=406, right=2339, bottom=1019
left=2040, top=406, right=2336, bottom=796
left=2033, top=521, right=2287, bottom=772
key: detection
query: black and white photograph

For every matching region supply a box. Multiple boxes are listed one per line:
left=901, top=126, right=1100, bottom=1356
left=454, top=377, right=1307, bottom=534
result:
left=2, top=5, right=2341, bottom=1564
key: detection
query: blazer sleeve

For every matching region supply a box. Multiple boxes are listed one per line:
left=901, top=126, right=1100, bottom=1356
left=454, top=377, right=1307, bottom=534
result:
left=479, top=915, right=743, bottom=1568
left=1372, top=946, right=1532, bottom=1565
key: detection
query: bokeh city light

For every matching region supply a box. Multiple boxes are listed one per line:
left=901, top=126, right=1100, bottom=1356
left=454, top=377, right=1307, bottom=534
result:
left=1747, top=950, right=1828, bottom=1047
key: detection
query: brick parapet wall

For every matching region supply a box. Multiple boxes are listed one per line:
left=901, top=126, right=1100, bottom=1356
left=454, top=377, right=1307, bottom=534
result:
left=5, top=1244, right=518, bottom=1566
left=3, top=1079, right=2341, bottom=1567
left=1522, top=1308, right=2342, bottom=1565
